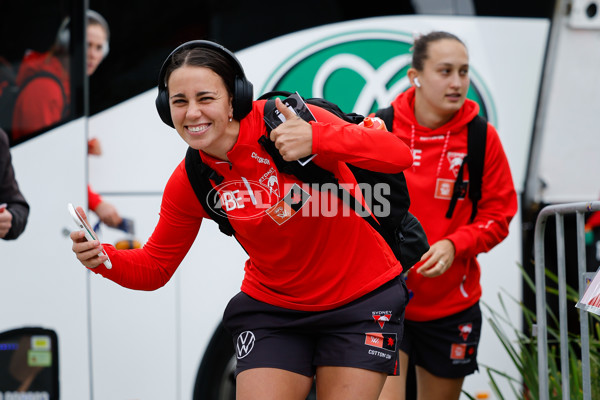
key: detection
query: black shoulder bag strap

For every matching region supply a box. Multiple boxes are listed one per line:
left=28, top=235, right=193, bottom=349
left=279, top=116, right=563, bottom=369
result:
left=375, top=106, right=394, bottom=131
left=260, top=98, right=395, bottom=246
left=257, top=90, right=294, bottom=101
left=260, top=98, right=345, bottom=186
left=184, top=146, right=235, bottom=236
left=466, top=115, right=487, bottom=221
left=445, top=114, right=487, bottom=222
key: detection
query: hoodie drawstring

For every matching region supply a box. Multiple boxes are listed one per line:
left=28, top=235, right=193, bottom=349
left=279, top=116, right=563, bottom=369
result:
left=410, top=125, right=416, bottom=171
left=435, top=130, right=451, bottom=177
left=411, top=125, right=452, bottom=176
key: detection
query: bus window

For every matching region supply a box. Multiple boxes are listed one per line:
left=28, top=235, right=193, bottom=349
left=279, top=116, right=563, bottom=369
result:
left=0, top=0, right=84, bottom=146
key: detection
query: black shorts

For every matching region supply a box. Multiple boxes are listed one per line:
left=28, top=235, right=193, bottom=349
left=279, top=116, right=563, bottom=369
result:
left=222, top=276, right=409, bottom=377
left=399, top=302, right=481, bottom=378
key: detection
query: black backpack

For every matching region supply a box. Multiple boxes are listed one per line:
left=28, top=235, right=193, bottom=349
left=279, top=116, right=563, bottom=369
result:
left=375, top=106, right=487, bottom=222
left=0, top=63, right=67, bottom=137
left=185, top=91, right=430, bottom=271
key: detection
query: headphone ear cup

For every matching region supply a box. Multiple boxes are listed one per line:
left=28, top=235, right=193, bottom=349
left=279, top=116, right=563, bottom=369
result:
left=58, top=28, right=70, bottom=48
left=155, top=40, right=255, bottom=127
left=232, top=76, right=253, bottom=121
left=55, top=17, right=71, bottom=51
left=155, top=90, right=174, bottom=128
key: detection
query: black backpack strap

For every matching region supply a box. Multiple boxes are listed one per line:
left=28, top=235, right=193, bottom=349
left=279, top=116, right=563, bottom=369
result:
left=260, top=91, right=365, bottom=124
left=261, top=97, right=396, bottom=252
left=262, top=126, right=395, bottom=255
left=257, top=90, right=293, bottom=101
left=261, top=99, right=341, bottom=185
left=466, top=115, right=487, bottom=221
left=375, top=106, right=394, bottom=131
left=445, top=114, right=487, bottom=222
left=305, top=97, right=364, bottom=124
left=445, top=159, right=468, bottom=219
left=184, top=146, right=235, bottom=236
left=261, top=96, right=428, bottom=271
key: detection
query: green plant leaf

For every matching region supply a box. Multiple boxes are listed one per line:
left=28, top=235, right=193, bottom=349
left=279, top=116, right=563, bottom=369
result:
left=477, top=264, right=598, bottom=400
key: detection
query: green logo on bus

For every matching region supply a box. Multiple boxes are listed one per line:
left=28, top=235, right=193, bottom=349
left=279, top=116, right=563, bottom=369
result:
left=261, top=32, right=495, bottom=123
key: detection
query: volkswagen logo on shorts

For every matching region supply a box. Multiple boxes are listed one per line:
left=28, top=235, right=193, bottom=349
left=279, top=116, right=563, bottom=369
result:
left=236, top=331, right=256, bottom=359
left=261, top=31, right=496, bottom=125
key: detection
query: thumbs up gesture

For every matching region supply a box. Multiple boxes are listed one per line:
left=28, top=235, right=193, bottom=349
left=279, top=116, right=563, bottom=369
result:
left=269, top=98, right=313, bottom=161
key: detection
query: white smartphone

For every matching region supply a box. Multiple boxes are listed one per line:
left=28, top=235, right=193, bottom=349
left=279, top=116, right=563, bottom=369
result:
left=67, top=203, right=112, bottom=269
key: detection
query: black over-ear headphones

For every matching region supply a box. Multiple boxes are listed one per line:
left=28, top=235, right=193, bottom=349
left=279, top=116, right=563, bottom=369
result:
left=155, top=40, right=254, bottom=128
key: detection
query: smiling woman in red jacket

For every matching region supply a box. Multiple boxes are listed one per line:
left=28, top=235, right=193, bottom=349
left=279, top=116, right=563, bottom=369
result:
left=69, top=40, right=415, bottom=400
left=378, top=31, right=518, bottom=400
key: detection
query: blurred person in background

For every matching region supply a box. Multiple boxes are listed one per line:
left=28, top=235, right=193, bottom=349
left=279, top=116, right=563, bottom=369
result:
left=11, top=10, right=122, bottom=228
left=0, top=128, right=29, bottom=239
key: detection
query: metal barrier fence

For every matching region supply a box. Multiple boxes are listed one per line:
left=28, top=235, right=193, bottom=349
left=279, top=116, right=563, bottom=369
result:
left=534, top=201, right=600, bottom=400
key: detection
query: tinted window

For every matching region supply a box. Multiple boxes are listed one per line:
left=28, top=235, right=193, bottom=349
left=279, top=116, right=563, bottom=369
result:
left=0, top=0, right=85, bottom=145
left=88, top=0, right=554, bottom=116
left=0, top=0, right=555, bottom=142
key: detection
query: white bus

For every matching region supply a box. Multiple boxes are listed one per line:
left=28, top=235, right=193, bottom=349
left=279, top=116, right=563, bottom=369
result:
left=3, top=0, right=598, bottom=399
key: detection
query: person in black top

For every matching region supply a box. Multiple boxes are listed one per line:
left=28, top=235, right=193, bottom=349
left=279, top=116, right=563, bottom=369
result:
left=0, top=128, right=29, bottom=239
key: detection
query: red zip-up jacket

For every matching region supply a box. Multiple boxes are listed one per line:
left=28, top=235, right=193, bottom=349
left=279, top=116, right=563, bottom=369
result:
left=390, top=88, right=517, bottom=321
left=90, top=100, right=413, bottom=311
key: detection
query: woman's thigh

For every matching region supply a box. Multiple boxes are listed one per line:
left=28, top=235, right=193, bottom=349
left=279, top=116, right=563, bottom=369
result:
left=316, top=365, right=388, bottom=400
left=236, top=367, right=313, bottom=400
left=378, top=350, right=409, bottom=400
left=415, top=366, right=464, bottom=400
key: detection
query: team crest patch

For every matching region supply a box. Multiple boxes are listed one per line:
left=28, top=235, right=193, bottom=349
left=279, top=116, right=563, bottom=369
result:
left=259, top=167, right=280, bottom=198
left=372, top=312, right=392, bottom=328
left=446, top=152, right=466, bottom=177
left=458, top=323, right=473, bottom=341
left=365, top=332, right=397, bottom=351
left=266, top=183, right=310, bottom=225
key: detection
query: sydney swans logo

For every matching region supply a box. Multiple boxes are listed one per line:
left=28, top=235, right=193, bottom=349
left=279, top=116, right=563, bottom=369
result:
left=262, top=32, right=493, bottom=122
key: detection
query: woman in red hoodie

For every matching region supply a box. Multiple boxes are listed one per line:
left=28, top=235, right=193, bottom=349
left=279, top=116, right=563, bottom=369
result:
left=70, top=40, right=414, bottom=400
left=11, top=10, right=110, bottom=139
left=379, top=31, right=518, bottom=400
left=11, top=10, right=122, bottom=228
